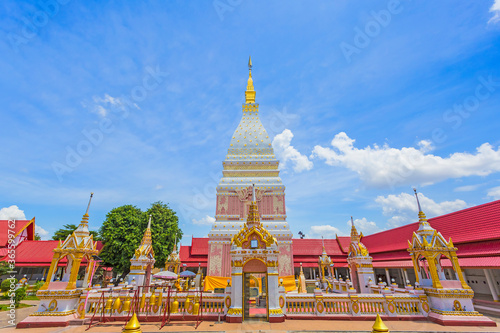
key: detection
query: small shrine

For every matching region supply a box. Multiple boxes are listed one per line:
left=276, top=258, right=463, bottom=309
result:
left=165, top=238, right=181, bottom=274
left=318, top=237, right=333, bottom=289
left=20, top=193, right=100, bottom=327
left=128, top=215, right=155, bottom=287
left=347, top=217, right=375, bottom=293
left=408, top=190, right=494, bottom=326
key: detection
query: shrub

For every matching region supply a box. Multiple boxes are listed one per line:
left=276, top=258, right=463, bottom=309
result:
left=32, top=281, right=44, bottom=293
left=14, top=286, right=27, bottom=307
left=1, top=278, right=18, bottom=292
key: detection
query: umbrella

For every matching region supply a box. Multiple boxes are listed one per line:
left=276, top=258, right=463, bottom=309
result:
left=153, top=271, right=178, bottom=280
left=180, top=270, right=196, bottom=278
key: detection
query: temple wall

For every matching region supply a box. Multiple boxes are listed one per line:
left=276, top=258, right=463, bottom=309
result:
left=216, top=193, right=286, bottom=218
left=278, top=243, right=293, bottom=276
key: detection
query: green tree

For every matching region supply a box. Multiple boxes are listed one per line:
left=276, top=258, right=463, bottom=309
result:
left=98, top=202, right=182, bottom=282
left=0, top=262, right=10, bottom=276
left=34, top=233, right=41, bottom=240
left=52, top=224, right=100, bottom=241
left=145, top=201, right=183, bottom=269
left=98, top=205, right=144, bottom=281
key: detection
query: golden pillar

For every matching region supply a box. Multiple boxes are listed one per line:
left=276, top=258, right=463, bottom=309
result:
left=40, top=253, right=61, bottom=290
left=426, top=256, right=442, bottom=289
left=451, top=254, right=469, bottom=289
left=66, top=253, right=83, bottom=290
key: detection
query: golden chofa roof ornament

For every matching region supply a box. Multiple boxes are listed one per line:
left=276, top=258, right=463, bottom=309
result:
left=245, top=56, right=256, bottom=104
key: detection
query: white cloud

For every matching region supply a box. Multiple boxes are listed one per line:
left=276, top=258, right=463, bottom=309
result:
left=347, top=217, right=382, bottom=235
left=87, top=94, right=139, bottom=117
left=192, top=215, right=216, bottom=226
left=311, top=132, right=500, bottom=188
left=375, top=192, right=467, bottom=227
left=487, top=186, right=500, bottom=200
left=0, top=205, right=26, bottom=220
left=308, top=225, right=344, bottom=238
left=35, top=225, right=50, bottom=240
left=489, top=0, right=500, bottom=24
left=454, top=184, right=481, bottom=192
left=273, top=129, right=313, bottom=173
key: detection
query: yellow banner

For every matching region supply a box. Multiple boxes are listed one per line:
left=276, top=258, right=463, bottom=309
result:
left=204, top=275, right=296, bottom=292
left=204, top=276, right=231, bottom=291
left=279, top=275, right=297, bottom=292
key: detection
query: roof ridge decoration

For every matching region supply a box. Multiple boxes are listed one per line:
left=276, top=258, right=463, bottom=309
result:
left=348, top=216, right=370, bottom=257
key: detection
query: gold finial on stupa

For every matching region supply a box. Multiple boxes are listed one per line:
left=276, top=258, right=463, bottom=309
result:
left=245, top=56, right=256, bottom=104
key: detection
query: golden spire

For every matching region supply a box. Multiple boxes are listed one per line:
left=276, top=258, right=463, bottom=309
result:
left=245, top=56, right=256, bottom=104
left=413, top=188, right=429, bottom=224
left=81, top=192, right=93, bottom=224
left=350, top=216, right=360, bottom=242
left=140, top=215, right=153, bottom=246
left=75, top=192, right=93, bottom=236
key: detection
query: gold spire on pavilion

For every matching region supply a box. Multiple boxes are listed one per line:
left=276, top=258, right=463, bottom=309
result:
left=74, top=192, right=93, bottom=237
left=245, top=56, right=256, bottom=104
left=413, top=188, right=430, bottom=226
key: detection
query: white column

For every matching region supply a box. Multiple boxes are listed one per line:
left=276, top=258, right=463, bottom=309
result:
left=231, top=273, right=243, bottom=309
left=484, top=269, right=499, bottom=302
left=400, top=269, right=406, bottom=286
left=385, top=268, right=391, bottom=284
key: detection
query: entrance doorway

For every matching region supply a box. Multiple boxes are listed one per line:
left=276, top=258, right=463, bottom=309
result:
left=243, top=272, right=268, bottom=321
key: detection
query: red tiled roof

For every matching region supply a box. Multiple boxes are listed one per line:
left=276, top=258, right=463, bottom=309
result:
left=371, top=250, right=411, bottom=262
left=0, top=218, right=35, bottom=247
left=362, top=200, right=500, bottom=253
left=190, top=238, right=209, bottom=255
left=1, top=240, right=103, bottom=266
left=179, top=245, right=207, bottom=266
left=292, top=239, right=344, bottom=256
left=455, top=240, right=500, bottom=257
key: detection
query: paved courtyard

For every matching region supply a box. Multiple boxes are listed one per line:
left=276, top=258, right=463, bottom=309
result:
left=1, top=300, right=499, bottom=333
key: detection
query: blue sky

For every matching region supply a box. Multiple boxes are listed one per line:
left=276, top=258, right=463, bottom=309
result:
left=1, top=0, right=500, bottom=244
